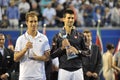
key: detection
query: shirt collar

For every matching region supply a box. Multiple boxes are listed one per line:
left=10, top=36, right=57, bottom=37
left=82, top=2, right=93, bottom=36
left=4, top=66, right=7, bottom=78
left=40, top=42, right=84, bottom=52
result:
left=0, top=46, right=4, bottom=50
left=89, top=42, right=92, bottom=50
left=0, top=47, right=4, bottom=56
left=25, top=31, right=41, bottom=39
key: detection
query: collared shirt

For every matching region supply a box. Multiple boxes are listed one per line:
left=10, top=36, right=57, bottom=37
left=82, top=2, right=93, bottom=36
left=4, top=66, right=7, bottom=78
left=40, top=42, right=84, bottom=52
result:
left=89, top=42, right=92, bottom=50
left=0, top=47, right=4, bottom=56
left=15, top=31, right=50, bottom=79
left=6, top=6, right=20, bottom=19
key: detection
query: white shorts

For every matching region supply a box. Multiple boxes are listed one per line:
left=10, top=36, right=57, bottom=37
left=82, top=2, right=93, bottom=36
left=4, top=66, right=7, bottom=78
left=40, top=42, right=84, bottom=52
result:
left=58, top=68, right=84, bottom=80
left=19, top=77, right=45, bottom=80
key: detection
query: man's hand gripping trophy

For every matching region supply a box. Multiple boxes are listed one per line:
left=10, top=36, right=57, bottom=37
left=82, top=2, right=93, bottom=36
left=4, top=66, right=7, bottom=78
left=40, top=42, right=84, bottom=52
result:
left=61, top=39, right=79, bottom=60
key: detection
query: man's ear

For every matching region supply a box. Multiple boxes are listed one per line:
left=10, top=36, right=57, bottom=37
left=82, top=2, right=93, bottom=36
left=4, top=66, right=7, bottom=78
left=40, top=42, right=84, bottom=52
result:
left=25, top=21, right=27, bottom=25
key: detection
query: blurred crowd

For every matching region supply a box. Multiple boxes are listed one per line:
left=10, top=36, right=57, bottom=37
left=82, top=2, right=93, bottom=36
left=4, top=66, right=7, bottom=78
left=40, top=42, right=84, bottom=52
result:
left=0, top=0, right=120, bottom=29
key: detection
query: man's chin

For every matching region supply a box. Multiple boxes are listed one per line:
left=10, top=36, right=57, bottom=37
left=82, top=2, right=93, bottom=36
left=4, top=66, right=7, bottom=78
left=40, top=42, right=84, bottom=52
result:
left=69, top=25, right=73, bottom=28
left=32, top=29, right=36, bottom=32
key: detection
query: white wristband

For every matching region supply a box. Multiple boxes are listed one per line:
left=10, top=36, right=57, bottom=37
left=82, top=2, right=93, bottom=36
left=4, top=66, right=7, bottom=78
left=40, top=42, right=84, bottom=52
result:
left=78, top=50, right=82, bottom=54
left=5, top=73, right=9, bottom=77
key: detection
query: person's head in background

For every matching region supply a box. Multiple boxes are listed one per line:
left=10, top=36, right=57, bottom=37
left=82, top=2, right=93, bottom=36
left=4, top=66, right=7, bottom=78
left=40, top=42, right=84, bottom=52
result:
left=25, top=11, right=39, bottom=34
left=106, top=43, right=115, bottom=54
left=0, top=33, right=5, bottom=48
left=9, top=0, right=15, bottom=7
left=83, top=29, right=92, bottom=45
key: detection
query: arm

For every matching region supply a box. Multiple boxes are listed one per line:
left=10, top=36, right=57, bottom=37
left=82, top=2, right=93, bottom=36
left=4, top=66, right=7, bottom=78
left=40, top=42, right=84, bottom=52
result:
left=91, top=46, right=102, bottom=78
left=112, top=53, right=120, bottom=72
left=32, top=50, right=50, bottom=61
left=95, top=46, right=102, bottom=74
left=108, top=54, right=120, bottom=71
left=112, top=61, right=120, bottom=72
left=77, top=32, right=91, bottom=56
left=108, top=54, right=115, bottom=70
left=51, top=48, right=66, bottom=59
left=14, top=41, right=32, bottom=62
left=82, top=64, right=92, bottom=77
left=1, top=49, right=15, bottom=80
left=50, top=34, right=66, bottom=59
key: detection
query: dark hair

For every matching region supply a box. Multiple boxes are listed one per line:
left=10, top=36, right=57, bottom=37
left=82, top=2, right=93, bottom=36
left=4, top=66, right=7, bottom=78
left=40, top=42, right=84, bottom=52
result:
left=83, top=29, right=92, bottom=35
left=0, top=33, right=6, bottom=39
left=106, top=43, right=115, bottom=50
left=63, top=8, right=74, bottom=17
left=25, top=11, right=38, bottom=21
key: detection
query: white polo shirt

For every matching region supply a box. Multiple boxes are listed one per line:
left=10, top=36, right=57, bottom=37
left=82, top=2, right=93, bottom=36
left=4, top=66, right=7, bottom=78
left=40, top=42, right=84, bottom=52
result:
left=15, top=31, right=50, bottom=79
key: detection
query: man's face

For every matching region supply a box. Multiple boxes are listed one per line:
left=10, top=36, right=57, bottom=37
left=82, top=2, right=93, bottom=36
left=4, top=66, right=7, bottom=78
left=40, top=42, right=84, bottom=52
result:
left=26, top=16, right=38, bottom=32
left=0, top=35, right=5, bottom=47
left=83, top=33, right=92, bottom=43
left=63, top=13, right=75, bottom=27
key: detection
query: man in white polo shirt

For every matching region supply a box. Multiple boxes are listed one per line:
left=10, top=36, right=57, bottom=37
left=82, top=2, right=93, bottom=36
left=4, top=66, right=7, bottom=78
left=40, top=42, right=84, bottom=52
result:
left=14, top=11, right=50, bottom=80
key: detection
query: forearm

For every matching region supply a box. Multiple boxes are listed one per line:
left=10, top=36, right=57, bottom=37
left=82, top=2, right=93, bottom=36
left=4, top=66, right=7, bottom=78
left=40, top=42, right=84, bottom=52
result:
left=51, top=48, right=66, bottom=59
left=112, top=65, right=120, bottom=72
left=14, top=47, right=28, bottom=62
left=34, top=55, right=49, bottom=61
left=95, top=60, right=102, bottom=74
left=77, top=49, right=90, bottom=56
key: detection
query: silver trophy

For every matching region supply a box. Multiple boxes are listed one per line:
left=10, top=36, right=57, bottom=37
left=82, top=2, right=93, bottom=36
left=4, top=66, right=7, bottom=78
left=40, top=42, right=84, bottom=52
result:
left=59, top=30, right=78, bottom=60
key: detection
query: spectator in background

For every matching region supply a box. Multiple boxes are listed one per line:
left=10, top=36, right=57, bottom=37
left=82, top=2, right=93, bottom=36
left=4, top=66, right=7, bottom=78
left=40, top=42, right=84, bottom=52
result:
left=0, top=0, right=9, bottom=7
left=58, top=0, right=66, bottom=5
left=62, top=0, right=72, bottom=9
left=111, top=2, right=120, bottom=27
left=77, top=3, right=85, bottom=27
left=93, top=0, right=105, bottom=17
left=30, top=1, right=43, bottom=26
left=83, top=1, right=93, bottom=27
left=51, top=0, right=59, bottom=8
left=103, top=7, right=111, bottom=27
left=43, top=3, right=56, bottom=27
left=92, top=8, right=104, bottom=27
left=113, top=0, right=119, bottom=7
left=106, top=0, right=114, bottom=8
left=0, top=33, right=14, bottom=80
left=82, top=30, right=102, bottom=80
left=71, top=0, right=82, bottom=10
left=18, top=0, right=30, bottom=24
left=0, top=0, right=10, bottom=15
left=6, top=0, right=20, bottom=29
left=39, top=0, right=51, bottom=14
left=14, top=11, right=50, bottom=80
left=7, top=41, right=19, bottom=80
left=113, top=50, right=120, bottom=80
left=102, top=43, right=115, bottom=80
left=55, top=4, right=64, bottom=27
left=0, top=15, right=9, bottom=28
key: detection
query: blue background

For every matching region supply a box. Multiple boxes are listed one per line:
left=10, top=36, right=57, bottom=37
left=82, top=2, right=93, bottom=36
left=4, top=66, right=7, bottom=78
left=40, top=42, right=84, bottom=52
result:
left=1, top=29, right=120, bottom=53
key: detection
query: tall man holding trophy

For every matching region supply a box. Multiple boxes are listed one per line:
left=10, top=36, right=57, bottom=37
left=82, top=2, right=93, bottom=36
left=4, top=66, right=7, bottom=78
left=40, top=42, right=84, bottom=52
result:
left=50, top=9, right=90, bottom=80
